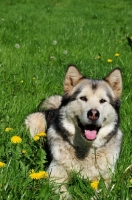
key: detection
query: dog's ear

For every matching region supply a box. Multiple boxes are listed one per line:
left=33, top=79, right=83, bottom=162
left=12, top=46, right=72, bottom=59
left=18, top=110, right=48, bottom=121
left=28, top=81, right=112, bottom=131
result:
left=64, top=65, right=83, bottom=93
left=104, top=68, right=122, bottom=98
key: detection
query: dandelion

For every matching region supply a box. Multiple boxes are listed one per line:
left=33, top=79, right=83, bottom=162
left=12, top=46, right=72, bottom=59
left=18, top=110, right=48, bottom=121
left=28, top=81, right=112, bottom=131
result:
left=97, top=53, right=101, bottom=59
left=29, top=170, right=48, bottom=179
left=115, top=53, right=120, bottom=57
left=90, top=180, right=99, bottom=190
left=33, top=132, right=46, bottom=141
left=0, top=162, right=6, bottom=168
left=63, top=50, right=68, bottom=55
left=36, top=132, right=46, bottom=137
left=20, top=80, right=24, bottom=83
left=130, top=36, right=132, bottom=40
left=33, top=135, right=40, bottom=141
left=97, top=55, right=101, bottom=59
left=107, top=59, right=112, bottom=63
left=130, top=179, right=132, bottom=184
left=15, top=44, right=20, bottom=49
left=52, top=40, right=57, bottom=45
left=22, top=149, right=26, bottom=154
left=11, top=136, right=22, bottom=144
left=5, top=127, right=13, bottom=132
left=32, top=77, right=36, bottom=80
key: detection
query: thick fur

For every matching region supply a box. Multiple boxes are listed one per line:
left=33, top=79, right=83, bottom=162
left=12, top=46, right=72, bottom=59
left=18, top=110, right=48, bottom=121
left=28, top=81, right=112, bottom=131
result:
left=25, top=65, right=123, bottom=198
left=25, top=95, right=62, bottom=137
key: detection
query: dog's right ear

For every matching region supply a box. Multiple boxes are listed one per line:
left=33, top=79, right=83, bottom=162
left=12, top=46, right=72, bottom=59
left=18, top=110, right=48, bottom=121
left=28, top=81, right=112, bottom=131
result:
left=64, top=65, right=83, bottom=93
left=104, top=68, right=122, bottom=98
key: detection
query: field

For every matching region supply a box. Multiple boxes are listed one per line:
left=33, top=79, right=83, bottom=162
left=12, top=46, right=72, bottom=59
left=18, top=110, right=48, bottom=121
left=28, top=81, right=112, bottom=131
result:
left=0, top=0, right=132, bottom=199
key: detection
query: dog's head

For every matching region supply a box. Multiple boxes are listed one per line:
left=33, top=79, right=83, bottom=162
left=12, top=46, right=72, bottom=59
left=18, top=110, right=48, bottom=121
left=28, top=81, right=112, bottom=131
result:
left=61, top=65, right=122, bottom=147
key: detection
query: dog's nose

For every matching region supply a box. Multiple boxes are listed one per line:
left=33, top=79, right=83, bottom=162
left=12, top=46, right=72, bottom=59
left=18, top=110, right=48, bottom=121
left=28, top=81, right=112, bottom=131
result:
left=87, top=109, right=100, bottom=121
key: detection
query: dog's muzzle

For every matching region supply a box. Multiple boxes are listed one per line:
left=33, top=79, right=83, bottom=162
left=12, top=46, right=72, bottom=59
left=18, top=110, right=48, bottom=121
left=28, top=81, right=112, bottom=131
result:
left=77, top=118, right=101, bottom=141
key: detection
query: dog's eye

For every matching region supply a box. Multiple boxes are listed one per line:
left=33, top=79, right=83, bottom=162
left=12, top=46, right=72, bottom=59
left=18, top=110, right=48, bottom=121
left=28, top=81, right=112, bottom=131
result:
left=80, top=96, right=87, bottom=102
left=100, top=99, right=106, bottom=104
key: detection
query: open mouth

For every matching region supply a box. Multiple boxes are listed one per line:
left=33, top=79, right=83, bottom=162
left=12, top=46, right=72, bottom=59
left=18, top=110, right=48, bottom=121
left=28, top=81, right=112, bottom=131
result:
left=77, top=118, right=101, bottom=141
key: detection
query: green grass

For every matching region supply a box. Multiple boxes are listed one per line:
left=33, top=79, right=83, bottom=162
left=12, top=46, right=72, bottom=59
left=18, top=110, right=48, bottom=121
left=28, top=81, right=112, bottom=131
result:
left=0, top=0, right=132, bottom=199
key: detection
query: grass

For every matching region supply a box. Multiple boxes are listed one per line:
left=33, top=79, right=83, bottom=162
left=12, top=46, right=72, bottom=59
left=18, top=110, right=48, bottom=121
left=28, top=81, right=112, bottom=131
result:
left=0, top=0, right=132, bottom=199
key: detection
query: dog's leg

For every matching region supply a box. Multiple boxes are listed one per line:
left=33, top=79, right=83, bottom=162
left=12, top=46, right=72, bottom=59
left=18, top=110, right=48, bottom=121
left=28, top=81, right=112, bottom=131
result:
left=48, top=161, right=71, bottom=199
left=25, top=112, right=47, bottom=137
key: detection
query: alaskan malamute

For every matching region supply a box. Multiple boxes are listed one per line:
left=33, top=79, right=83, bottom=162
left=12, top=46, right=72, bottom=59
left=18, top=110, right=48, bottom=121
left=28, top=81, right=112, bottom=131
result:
left=25, top=65, right=123, bottom=198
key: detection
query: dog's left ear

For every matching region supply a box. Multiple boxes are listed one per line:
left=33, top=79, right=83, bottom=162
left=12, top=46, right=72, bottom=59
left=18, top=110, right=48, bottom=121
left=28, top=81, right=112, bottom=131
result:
left=104, top=68, right=122, bottom=98
left=64, top=65, right=83, bottom=93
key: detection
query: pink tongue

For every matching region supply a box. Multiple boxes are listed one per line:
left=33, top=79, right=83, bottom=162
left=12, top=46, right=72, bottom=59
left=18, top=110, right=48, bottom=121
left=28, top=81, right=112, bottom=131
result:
left=84, top=130, right=97, bottom=140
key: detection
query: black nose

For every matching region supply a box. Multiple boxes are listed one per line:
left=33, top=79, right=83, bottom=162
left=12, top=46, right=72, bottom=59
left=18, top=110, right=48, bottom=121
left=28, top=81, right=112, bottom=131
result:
left=87, top=109, right=100, bottom=121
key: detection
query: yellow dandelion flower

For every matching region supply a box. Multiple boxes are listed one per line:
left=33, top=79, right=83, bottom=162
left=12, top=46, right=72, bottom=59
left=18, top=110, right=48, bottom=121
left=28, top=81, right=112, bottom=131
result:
left=130, top=36, right=132, bottom=40
left=107, top=59, right=112, bottom=63
left=11, top=136, right=22, bottom=144
left=36, top=132, right=46, bottom=137
left=115, top=53, right=120, bottom=57
left=130, top=179, right=132, bottom=184
left=0, top=162, right=6, bottom=168
left=33, top=135, right=40, bottom=141
left=20, top=80, right=24, bottom=83
left=39, top=171, right=48, bottom=178
left=90, top=180, right=99, bottom=190
left=97, top=55, right=101, bottom=59
left=22, top=149, right=26, bottom=154
left=29, top=170, right=48, bottom=180
left=5, top=127, right=13, bottom=132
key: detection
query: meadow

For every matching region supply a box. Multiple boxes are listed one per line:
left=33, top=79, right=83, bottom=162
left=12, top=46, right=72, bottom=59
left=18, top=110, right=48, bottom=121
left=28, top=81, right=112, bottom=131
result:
left=0, top=0, right=132, bottom=199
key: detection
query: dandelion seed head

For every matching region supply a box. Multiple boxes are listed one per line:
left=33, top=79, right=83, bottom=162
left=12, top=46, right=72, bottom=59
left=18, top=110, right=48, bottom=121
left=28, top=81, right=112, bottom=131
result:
left=52, top=40, right=57, bottom=45
left=15, top=44, right=20, bottom=49
left=63, top=50, right=68, bottom=55
left=50, top=56, right=55, bottom=60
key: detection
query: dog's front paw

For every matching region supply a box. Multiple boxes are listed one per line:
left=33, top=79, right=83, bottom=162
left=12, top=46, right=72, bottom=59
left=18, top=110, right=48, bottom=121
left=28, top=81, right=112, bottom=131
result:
left=59, top=192, right=72, bottom=200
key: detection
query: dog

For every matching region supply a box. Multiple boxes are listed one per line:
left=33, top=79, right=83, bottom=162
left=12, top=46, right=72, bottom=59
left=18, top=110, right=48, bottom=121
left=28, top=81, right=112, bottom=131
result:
left=25, top=65, right=123, bottom=198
